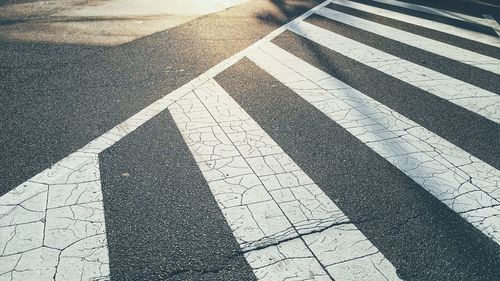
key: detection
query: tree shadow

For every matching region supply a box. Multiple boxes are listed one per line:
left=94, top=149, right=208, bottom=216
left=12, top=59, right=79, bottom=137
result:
left=255, top=0, right=323, bottom=26
left=256, top=0, right=345, bottom=85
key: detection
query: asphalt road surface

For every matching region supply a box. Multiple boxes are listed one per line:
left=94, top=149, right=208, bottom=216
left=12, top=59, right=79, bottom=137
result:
left=1, top=0, right=499, bottom=280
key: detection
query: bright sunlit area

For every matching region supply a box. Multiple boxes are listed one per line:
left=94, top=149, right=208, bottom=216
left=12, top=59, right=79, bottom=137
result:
left=0, top=0, right=249, bottom=45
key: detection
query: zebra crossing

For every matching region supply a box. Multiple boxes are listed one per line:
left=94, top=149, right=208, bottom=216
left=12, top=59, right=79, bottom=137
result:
left=169, top=79, right=400, bottom=280
left=331, top=0, right=500, bottom=47
left=314, top=7, right=500, bottom=74
left=0, top=0, right=499, bottom=280
left=360, top=0, right=500, bottom=33
left=248, top=41, right=500, bottom=243
left=288, top=20, right=500, bottom=123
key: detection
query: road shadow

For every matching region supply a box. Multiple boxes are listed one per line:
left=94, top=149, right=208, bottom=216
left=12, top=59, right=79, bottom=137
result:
left=256, top=0, right=323, bottom=26
left=255, top=0, right=343, bottom=78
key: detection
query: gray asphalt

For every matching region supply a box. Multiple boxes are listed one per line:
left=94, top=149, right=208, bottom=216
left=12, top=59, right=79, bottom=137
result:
left=1, top=0, right=500, bottom=280
left=216, top=56, right=500, bottom=281
left=0, top=0, right=322, bottom=196
left=99, top=110, right=255, bottom=280
left=282, top=16, right=500, bottom=168
left=317, top=7, right=500, bottom=92
left=350, top=0, right=500, bottom=35
left=328, top=1, right=500, bottom=58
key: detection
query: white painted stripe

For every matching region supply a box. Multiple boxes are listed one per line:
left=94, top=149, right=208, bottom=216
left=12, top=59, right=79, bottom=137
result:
left=316, top=7, right=500, bottom=74
left=370, top=0, right=496, bottom=28
left=483, top=14, right=500, bottom=37
left=169, top=79, right=401, bottom=280
left=331, top=0, right=500, bottom=47
left=247, top=42, right=500, bottom=245
left=0, top=155, right=109, bottom=281
left=0, top=1, right=335, bottom=279
left=0, top=79, right=193, bottom=281
left=288, top=21, right=500, bottom=123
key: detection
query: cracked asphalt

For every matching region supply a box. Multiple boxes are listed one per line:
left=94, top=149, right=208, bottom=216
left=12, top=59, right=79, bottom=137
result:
left=1, top=0, right=499, bottom=280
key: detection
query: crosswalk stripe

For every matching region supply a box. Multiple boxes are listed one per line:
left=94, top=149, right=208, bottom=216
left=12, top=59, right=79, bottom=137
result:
left=315, top=7, right=500, bottom=75
left=0, top=154, right=109, bottom=281
left=98, top=110, right=257, bottom=280
left=168, top=79, right=401, bottom=280
left=367, top=0, right=497, bottom=28
left=1, top=0, right=499, bottom=278
left=0, top=82, right=193, bottom=281
left=331, top=0, right=500, bottom=47
left=0, top=1, right=336, bottom=279
left=288, top=20, right=500, bottom=124
left=247, top=42, right=500, bottom=245
left=482, top=14, right=500, bottom=37
left=273, top=28, right=500, bottom=168
left=219, top=56, right=500, bottom=279
left=0, top=82, right=195, bottom=281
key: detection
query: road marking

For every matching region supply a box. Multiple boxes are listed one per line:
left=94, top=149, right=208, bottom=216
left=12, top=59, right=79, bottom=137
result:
left=331, top=0, right=500, bottom=47
left=288, top=20, right=500, bottom=124
left=0, top=78, right=194, bottom=280
left=169, top=78, right=400, bottom=280
left=483, top=14, right=500, bottom=37
left=369, top=0, right=497, bottom=28
left=0, top=1, right=335, bottom=279
left=316, top=7, right=500, bottom=74
left=0, top=155, right=109, bottom=280
left=0, top=0, right=497, bottom=277
left=247, top=42, right=500, bottom=245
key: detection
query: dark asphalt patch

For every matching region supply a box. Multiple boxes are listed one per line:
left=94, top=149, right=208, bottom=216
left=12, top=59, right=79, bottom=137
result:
left=99, top=110, right=255, bottom=281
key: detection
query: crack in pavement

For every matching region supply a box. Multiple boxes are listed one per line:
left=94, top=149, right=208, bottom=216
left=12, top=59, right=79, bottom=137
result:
left=248, top=41, right=500, bottom=245
left=168, top=78, right=400, bottom=280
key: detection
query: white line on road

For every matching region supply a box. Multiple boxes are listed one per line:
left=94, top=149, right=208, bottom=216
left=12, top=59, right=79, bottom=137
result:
left=316, top=7, right=500, bottom=74
left=0, top=1, right=335, bottom=280
left=0, top=155, right=109, bottom=281
left=248, top=42, right=500, bottom=245
left=482, top=14, right=500, bottom=37
left=368, top=0, right=497, bottom=28
left=331, top=0, right=500, bottom=47
left=169, top=78, right=400, bottom=280
left=288, top=20, right=500, bottom=123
